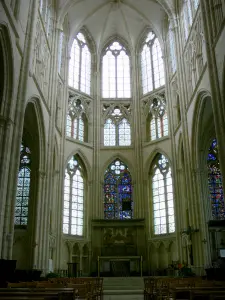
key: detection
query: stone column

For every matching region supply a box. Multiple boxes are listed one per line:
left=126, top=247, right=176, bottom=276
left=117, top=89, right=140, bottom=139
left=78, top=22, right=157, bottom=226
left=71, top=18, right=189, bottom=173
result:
left=33, top=170, right=47, bottom=269
left=1, top=0, right=38, bottom=259
left=0, top=117, right=14, bottom=255
left=200, top=0, right=225, bottom=191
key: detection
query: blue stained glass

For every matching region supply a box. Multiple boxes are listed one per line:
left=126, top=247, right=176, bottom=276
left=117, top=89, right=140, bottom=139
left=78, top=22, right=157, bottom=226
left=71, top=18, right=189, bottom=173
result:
left=104, top=159, right=132, bottom=220
left=207, top=139, right=225, bottom=220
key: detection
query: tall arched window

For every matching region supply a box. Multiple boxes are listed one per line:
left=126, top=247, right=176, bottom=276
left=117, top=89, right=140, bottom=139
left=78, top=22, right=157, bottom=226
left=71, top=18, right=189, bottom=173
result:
left=149, top=97, right=168, bottom=141
left=141, top=31, right=165, bottom=94
left=63, top=155, right=84, bottom=236
left=104, top=107, right=131, bottom=146
left=151, top=154, right=175, bottom=235
left=66, top=97, right=87, bottom=142
left=69, top=32, right=91, bottom=95
left=104, top=159, right=132, bottom=219
left=102, top=41, right=131, bottom=98
left=207, top=139, right=225, bottom=220
left=14, top=143, right=31, bottom=226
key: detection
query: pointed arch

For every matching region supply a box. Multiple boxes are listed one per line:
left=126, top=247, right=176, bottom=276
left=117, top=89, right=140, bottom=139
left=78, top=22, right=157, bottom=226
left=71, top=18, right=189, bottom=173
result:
left=0, top=24, right=13, bottom=116
left=143, top=148, right=172, bottom=179
left=103, top=157, right=133, bottom=220
left=68, top=28, right=95, bottom=95
left=148, top=152, right=175, bottom=235
left=139, top=27, right=165, bottom=94
left=65, top=149, right=91, bottom=180
left=63, top=153, right=87, bottom=236
left=191, top=89, right=214, bottom=169
left=101, top=154, right=134, bottom=182
left=101, top=35, right=131, bottom=99
left=26, top=97, right=46, bottom=170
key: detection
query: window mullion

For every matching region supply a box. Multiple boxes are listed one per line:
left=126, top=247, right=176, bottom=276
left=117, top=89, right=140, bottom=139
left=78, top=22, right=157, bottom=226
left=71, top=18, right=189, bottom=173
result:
left=164, top=175, right=169, bottom=234
left=77, top=117, right=79, bottom=140
left=115, top=55, right=117, bottom=98
left=150, top=45, right=155, bottom=90
left=69, top=175, right=73, bottom=234
left=155, top=117, right=158, bottom=139
left=79, top=44, right=82, bottom=90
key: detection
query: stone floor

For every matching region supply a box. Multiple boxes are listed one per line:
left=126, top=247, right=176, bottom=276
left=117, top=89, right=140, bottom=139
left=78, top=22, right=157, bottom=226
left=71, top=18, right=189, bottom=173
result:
left=103, top=277, right=144, bottom=300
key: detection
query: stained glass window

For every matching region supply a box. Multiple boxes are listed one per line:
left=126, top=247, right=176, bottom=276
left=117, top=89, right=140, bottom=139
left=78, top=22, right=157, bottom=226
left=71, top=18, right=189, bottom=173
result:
left=102, top=41, right=131, bottom=98
left=104, top=159, right=132, bottom=219
left=207, top=139, right=225, bottom=220
left=14, top=143, right=31, bottom=226
left=141, top=31, right=165, bottom=94
left=103, top=108, right=131, bottom=146
left=63, top=155, right=84, bottom=236
left=66, top=97, right=86, bottom=142
left=149, top=97, right=168, bottom=141
left=69, top=32, right=91, bottom=95
left=152, top=154, right=175, bottom=235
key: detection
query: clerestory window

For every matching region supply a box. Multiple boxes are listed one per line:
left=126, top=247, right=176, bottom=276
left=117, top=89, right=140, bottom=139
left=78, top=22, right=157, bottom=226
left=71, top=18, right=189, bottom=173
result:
left=102, top=41, right=131, bottom=98
left=69, top=32, right=91, bottom=95
left=141, top=31, right=165, bottom=94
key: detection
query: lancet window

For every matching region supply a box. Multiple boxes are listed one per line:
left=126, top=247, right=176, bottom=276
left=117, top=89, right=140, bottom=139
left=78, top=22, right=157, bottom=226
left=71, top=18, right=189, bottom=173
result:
left=14, top=142, right=31, bottom=226
left=207, top=139, right=225, bottom=220
left=69, top=32, right=91, bottom=95
left=102, top=41, right=131, bottom=98
left=104, top=107, right=131, bottom=146
left=148, top=97, right=168, bottom=141
left=141, top=31, right=165, bottom=94
left=66, top=96, right=87, bottom=142
left=151, top=154, right=175, bottom=235
left=63, top=155, right=84, bottom=236
left=104, top=159, right=132, bottom=220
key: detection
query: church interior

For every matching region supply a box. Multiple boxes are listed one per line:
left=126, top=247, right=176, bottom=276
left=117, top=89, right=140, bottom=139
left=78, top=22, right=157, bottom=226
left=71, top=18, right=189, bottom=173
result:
left=0, top=0, right=225, bottom=298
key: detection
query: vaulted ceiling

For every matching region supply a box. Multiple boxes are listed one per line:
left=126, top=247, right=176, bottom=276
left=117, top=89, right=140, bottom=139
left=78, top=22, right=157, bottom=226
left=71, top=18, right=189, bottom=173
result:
left=58, top=0, right=175, bottom=52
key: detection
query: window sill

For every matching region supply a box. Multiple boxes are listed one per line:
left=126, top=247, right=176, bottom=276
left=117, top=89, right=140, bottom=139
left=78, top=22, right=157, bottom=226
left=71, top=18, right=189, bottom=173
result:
left=65, top=137, right=94, bottom=149
left=100, top=145, right=133, bottom=150
left=143, top=136, right=170, bottom=147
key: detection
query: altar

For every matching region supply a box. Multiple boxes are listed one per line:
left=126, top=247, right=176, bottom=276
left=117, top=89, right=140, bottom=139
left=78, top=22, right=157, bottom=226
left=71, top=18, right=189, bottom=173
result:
left=91, top=219, right=146, bottom=276
left=97, top=256, right=143, bottom=277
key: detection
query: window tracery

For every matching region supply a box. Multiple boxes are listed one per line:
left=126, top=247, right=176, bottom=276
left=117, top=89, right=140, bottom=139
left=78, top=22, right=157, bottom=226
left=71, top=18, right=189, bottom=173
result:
left=151, top=154, right=175, bottom=235
left=103, top=105, right=131, bottom=146
left=141, top=31, right=165, bottom=94
left=66, top=93, right=90, bottom=142
left=143, top=95, right=168, bottom=141
left=104, top=159, right=132, bottom=220
left=69, top=32, right=91, bottom=95
left=63, top=155, right=84, bottom=236
left=102, top=41, right=131, bottom=98
left=207, top=139, right=225, bottom=220
left=14, top=142, right=31, bottom=226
